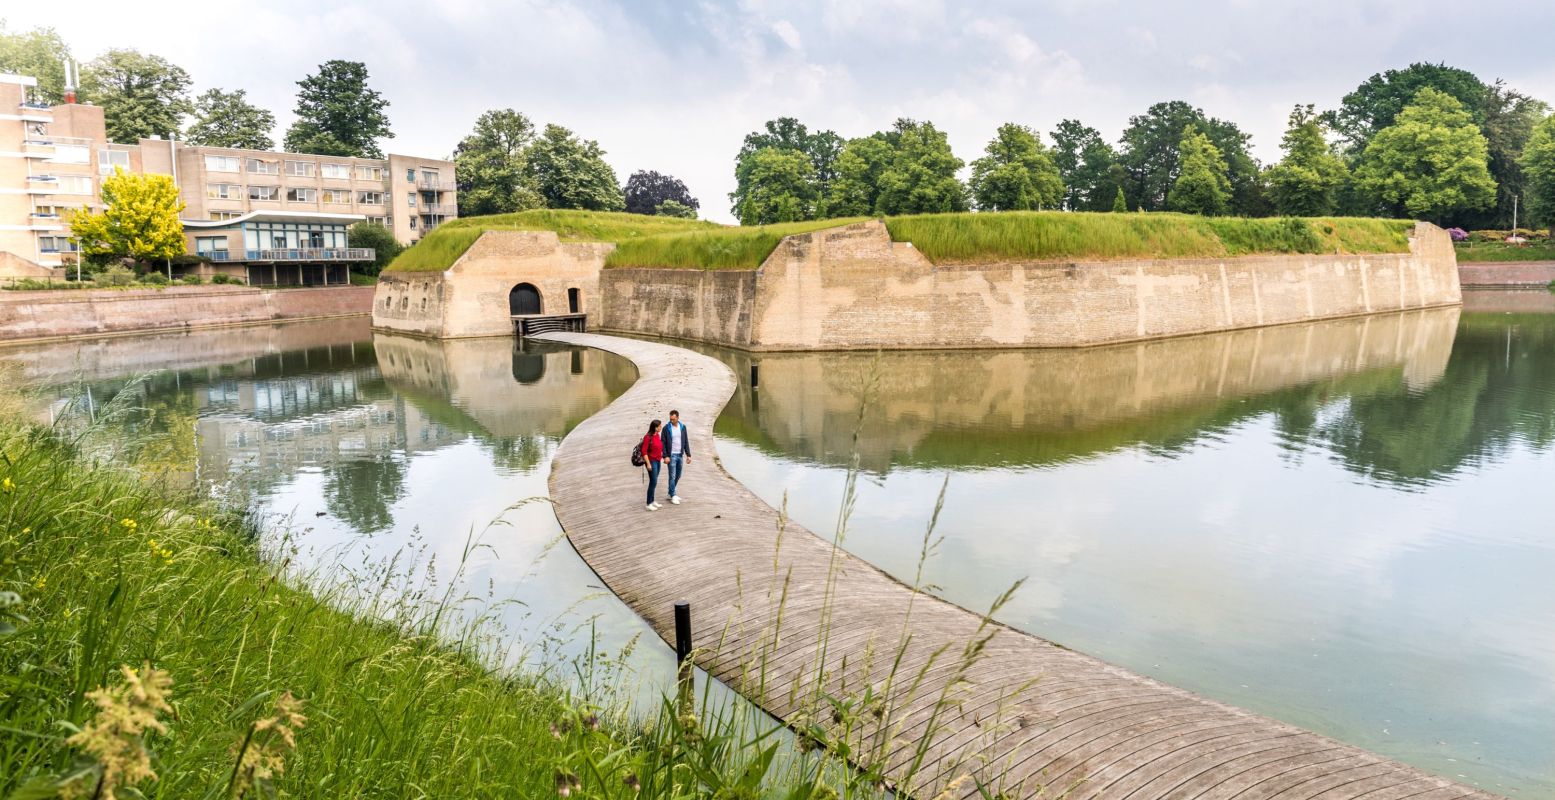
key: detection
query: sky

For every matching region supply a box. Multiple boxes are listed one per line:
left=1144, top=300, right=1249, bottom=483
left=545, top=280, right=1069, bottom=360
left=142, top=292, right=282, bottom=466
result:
left=8, top=0, right=1555, bottom=223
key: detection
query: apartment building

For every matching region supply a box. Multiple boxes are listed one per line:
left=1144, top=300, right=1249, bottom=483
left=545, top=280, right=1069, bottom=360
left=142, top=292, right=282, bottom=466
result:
left=1, top=71, right=455, bottom=284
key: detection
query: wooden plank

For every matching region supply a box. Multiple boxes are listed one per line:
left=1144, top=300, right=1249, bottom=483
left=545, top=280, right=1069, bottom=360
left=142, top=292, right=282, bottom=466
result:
left=535, top=332, right=1502, bottom=800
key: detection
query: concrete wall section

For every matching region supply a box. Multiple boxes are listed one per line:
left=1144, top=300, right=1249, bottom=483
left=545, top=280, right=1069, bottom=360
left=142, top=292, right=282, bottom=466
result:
left=0, top=286, right=374, bottom=343
left=739, top=220, right=1461, bottom=350
left=596, top=268, right=759, bottom=348
left=1458, top=261, right=1555, bottom=287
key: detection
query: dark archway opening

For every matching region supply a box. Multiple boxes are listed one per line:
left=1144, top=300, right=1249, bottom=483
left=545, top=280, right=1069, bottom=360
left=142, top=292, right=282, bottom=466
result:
left=509, top=283, right=542, bottom=315
left=567, top=287, right=581, bottom=314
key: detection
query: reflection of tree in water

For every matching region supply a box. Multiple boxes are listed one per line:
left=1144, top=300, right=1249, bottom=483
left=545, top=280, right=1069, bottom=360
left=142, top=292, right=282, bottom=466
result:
left=487, top=435, right=551, bottom=473
left=1280, top=314, right=1555, bottom=486
left=324, top=455, right=407, bottom=534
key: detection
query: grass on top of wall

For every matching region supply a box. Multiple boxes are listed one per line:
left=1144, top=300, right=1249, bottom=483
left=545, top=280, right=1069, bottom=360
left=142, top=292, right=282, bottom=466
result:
left=882, top=212, right=1416, bottom=265
left=384, top=210, right=721, bottom=273
left=603, top=217, right=871, bottom=270
left=1454, top=241, right=1555, bottom=262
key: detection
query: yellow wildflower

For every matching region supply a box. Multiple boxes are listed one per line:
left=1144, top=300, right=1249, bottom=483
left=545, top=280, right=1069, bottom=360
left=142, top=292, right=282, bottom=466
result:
left=231, top=691, right=307, bottom=798
left=33, top=575, right=46, bottom=590
left=119, top=518, right=137, bottom=530
left=2, top=476, right=14, bottom=492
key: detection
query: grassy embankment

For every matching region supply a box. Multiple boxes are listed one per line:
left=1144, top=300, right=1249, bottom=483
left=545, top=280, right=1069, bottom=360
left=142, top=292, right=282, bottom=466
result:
left=1454, top=241, right=1555, bottom=262
left=0, top=373, right=1027, bottom=798
left=383, top=210, right=720, bottom=273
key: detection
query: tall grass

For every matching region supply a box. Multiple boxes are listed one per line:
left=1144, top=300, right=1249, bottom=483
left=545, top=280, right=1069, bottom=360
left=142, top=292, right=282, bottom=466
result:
left=604, top=219, right=870, bottom=271
left=1454, top=241, right=1555, bottom=262
left=0, top=368, right=1038, bottom=798
left=385, top=210, right=721, bottom=273
left=884, top=211, right=1415, bottom=264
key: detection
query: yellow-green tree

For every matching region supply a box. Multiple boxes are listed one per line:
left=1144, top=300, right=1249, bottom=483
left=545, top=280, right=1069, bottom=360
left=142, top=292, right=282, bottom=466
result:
left=69, top=169, right=186, bottom=266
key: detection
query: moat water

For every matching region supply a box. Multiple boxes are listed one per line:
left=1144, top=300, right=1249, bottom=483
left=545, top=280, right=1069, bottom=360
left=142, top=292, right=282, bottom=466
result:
left=3, top=291, right=1550, bottom=796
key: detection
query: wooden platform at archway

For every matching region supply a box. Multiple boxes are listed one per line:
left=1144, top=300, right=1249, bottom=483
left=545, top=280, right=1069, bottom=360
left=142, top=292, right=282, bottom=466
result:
left=538, top=331, right=1498, bottom=800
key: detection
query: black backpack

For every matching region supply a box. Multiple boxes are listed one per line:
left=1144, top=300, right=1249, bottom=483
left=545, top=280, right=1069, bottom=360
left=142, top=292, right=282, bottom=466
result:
left=630, top=436, right=647, bottom=467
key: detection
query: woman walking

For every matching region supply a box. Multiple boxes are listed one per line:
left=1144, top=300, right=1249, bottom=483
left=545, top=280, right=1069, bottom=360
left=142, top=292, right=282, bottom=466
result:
left=641, top=419, right=665, bottom=511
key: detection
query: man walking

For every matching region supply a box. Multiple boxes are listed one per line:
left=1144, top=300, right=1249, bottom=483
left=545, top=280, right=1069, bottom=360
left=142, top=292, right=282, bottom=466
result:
left=662, top=409, right=691, bottom=505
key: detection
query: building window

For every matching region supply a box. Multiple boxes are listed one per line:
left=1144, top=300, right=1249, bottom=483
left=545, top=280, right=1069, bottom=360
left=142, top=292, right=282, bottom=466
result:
left=38, top=236, right=78, bottom=253
left=405, top=168, right=415, bottom=181
left=56, top=176, right=94, bottom=194
left=357, top=191, right=384, bottom=204
left=286, top=187, right=317, bottom=203
left=51, top=144, right=90, bottom=165
left=406, top=192, right=417, bottom=207
left=408, top=217, right=417, bottom=229
left=205, top=155, right=241, bottom=172
left=285, top=160, right=316, bottom=177
left=366, top=216, right=387, bottom=226
left=247, top=158, right=279, bottom=175
left=31, top=205, right=62, bottom=218
left=322, top=189, right=351, bottom=204
left=355, top=165, right=384, bottom=181
left=249, top=185, right=279, bottom=201
left=195, top=236, right=229, bottom=254
left=321, top=163, right=351, bottom=179
left=206, top=183, right=241, bottom=200
left=98, top=149, right=131, bottom=175
left=209, top=211, right=243, bottom=220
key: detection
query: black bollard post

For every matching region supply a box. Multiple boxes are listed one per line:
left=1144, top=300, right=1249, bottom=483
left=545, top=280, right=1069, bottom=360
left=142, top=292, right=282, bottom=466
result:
left=750, top=364, right=759, bottom=392
left=673, top=601, right=693, bottom=713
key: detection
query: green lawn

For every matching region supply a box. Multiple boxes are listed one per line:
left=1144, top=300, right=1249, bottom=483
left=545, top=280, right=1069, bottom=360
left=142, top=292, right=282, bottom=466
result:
left=384, top=209, right=721, bottom=273
left=604, top=217, right=870, bottom=270
left=1454, top=241, right=1555, bottom=262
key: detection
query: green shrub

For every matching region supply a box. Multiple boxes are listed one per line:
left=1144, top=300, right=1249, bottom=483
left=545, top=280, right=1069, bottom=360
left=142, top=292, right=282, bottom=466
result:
left=180, top=275, right=203, bottom=285
left=141, top=272, right=170, bottom=286
left=94, top=265, right=136, bottom=287
left=210, top=274, right=236, bottom=285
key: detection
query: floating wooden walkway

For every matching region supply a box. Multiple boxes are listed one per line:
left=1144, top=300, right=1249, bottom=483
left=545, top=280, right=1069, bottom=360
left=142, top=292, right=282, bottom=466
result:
left=538, top=332, right=1497, bottom=800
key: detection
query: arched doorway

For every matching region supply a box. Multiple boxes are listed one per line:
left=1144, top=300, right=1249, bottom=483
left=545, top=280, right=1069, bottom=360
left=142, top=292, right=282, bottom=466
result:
left=508, top=283, right=541, bottom=315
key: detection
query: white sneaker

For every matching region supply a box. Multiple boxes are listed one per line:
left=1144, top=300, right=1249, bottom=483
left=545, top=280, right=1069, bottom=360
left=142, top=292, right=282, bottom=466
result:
left=670, top=496, right=681, bottom=505
left=646, top=503, right=658, bottom=511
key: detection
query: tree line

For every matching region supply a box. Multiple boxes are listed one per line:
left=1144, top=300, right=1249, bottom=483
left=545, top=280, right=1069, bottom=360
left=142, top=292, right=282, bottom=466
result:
left=727, top=63, right=1554, bottom=230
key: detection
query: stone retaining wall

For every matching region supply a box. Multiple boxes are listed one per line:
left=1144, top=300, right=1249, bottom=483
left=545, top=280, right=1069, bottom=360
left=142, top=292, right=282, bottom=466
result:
left=1457, top=261, right=1555, bottom=287
left=0, top=285, right=374, bottom=343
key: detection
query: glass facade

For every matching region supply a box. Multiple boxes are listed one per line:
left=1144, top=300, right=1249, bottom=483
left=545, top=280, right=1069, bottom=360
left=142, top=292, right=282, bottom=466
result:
left=243, top=221, right=349, bottom=251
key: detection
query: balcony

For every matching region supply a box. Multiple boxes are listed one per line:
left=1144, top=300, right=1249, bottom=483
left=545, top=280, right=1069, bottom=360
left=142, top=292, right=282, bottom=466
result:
left=21, top=141, right=54, bottom=158
left=414, top=175, right=443, bottom=190
left=206, top=248, right=375, bottom=263
left=26, top=174, right=59, bottom=183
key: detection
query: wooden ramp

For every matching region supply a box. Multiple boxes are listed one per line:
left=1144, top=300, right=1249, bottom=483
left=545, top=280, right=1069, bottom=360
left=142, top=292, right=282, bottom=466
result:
left=538, top=332, right=1497, bottom=800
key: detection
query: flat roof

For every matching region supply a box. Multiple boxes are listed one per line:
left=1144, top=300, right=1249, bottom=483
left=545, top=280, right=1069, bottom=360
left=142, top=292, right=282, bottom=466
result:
left=1, top=73, right=40, bottom=87
left=182, top=210, right=367, bottom=229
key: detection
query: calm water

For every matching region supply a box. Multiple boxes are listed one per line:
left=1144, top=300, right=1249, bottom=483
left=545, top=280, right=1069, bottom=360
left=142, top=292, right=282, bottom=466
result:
left=5, top=295, right=1551, bottom=796
left=4, top=318, right=680, bottom=698
left=700, top=297, right=1555, bottom=797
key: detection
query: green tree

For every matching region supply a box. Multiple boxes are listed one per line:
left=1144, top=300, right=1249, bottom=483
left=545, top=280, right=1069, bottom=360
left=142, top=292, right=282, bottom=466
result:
left=733, top=148, right=817, bottom=224
left=1519, top=114, right=1555, bottom=231
left=1328, top=62, right=1488, bottom=153
left=347, top=222, right=403, bottom=276
left=184, top=89, right=275, bottom=150
left=730, top=118, right=842, bottom=219
left=654, top=199, right=698, bottom=219
left=1050, top=119, right=1118, bottom=211
left=1266, top=105, right=1350, bottom=216
left=1478, top=81, right=1550, bottom=228
left=0, top=22, right=71, bottom=105
left=283, top=60, right=392, bottom=158
left=525, top=124, right=624, bottom=211
left=1117, top=101, right=1263, bottom=214
left=969, top=123, right=1064, bottom=211
left=1111, top=186, right=1128, bottom=212
left=875, top=119, right=968, bottom=215
left=68, top=170, right=186, bottom=267
left=452, top=109, right=542, bottom=217
left=1167, top=127, right=1231, bottom=215
left=826, top=136, right=895, bottom=217
left=623, top=170, right=699, bottom=216
left=79, top=49, right=193, bottom=142
left=1355, top=88, right=1497, bottom=223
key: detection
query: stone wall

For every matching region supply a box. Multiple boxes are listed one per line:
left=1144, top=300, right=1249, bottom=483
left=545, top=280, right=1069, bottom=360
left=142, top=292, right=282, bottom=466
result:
left=0, top=285, right=374, bottom=343
left=375, top=220, right=1461, bottom=350
left=1458, top=261, right=1555, bottom=287
left=373, top=231, right=608, bottom=339
left=596, top=268, right=759, bottom=348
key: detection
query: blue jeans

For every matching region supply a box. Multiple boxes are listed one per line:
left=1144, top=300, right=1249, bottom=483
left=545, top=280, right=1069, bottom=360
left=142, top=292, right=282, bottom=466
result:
left=667, top=453, right=684, bottom=498
left=645, top=459, right=661, bottom=505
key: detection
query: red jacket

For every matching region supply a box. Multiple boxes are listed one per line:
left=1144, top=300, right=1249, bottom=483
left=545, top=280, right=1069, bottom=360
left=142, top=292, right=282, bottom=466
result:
left=641, top=432, right=665, bottom=462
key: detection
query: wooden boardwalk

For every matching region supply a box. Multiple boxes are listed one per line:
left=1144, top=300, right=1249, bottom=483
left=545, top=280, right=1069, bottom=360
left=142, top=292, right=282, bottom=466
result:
left=538, top=332, right=1498, bottom=800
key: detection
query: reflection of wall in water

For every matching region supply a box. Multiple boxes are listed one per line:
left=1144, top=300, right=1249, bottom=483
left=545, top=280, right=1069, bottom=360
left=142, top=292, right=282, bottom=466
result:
left=714, top=307, right=1460, bottom=471
left=372, top=333, right=632, bottom=439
